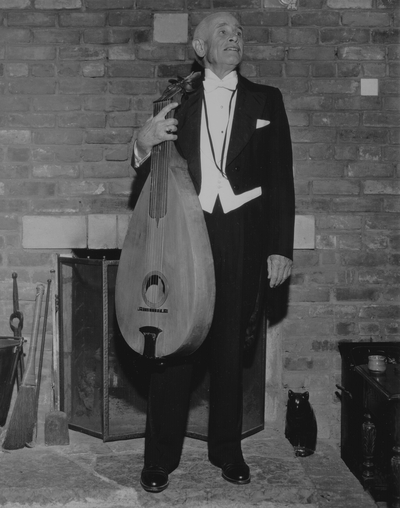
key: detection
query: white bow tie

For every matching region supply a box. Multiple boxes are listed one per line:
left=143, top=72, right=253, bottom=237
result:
left=203, top=76, right=238, bottom=93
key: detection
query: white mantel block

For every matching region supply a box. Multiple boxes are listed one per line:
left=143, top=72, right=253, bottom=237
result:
left=22, top=216, right=87, bottom=248
left=117, top=214, right=131, bottom=249
left=294, top=214, right=315, bottom=249
left=88, top=214, right=117, bottom=249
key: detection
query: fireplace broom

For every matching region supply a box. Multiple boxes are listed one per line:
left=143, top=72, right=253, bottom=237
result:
left=44, top=274, right=69, bottom=446
left=2, top=283, right=45, bottom=450
left=26, top=279, right=51, bottom=447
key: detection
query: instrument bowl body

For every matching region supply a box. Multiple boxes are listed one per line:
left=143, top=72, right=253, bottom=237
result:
left=116, top=147, right=215, bottom=359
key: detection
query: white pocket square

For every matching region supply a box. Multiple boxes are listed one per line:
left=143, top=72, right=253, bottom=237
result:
left=256, top=119, right=270, bottom=129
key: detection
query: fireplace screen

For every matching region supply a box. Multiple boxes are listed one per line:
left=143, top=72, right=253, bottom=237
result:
left=58, top=256, right=265, bottom=442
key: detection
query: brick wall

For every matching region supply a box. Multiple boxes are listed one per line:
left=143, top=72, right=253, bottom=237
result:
left=0, top=0, right=398, bottom=444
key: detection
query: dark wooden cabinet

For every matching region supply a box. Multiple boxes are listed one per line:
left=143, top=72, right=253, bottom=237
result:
left=338, top=342, right=400, bottom=508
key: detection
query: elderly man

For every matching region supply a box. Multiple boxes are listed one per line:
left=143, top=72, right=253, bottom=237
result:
left=133, top=12, right=295, bottom=492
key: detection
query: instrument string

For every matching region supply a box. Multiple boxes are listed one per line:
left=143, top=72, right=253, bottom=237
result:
left=159, top=100, right=172, bottom=288
left=148, top=102, right=159, bottom=307
left=147, top=99, right=172, bottom=308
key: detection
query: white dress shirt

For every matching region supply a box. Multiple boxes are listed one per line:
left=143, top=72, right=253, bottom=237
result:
left=199, top=69, right=261, bottom=213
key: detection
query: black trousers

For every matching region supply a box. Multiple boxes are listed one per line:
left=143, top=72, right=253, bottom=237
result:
left=144, top=196, right=265, bottom=473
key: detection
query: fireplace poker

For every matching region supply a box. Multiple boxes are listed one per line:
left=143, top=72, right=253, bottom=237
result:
left=10, top=272, right=24, bottom=339
left=0, top=273, right=25, bottom=427
left=10, top=272, right=25, bottom=384
left=3, top=284, right=45, bottom=450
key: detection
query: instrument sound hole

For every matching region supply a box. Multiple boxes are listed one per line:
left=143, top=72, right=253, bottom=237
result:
left=142, top=271, right=168, bottom=308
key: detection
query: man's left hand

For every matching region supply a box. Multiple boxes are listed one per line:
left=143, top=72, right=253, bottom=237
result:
left=267, top=255, right=292, bottom=288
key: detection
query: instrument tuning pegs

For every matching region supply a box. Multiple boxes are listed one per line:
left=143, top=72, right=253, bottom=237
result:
left=159, top=71, right=203, bottom=102
left=174, top=71, right=202, bottom=94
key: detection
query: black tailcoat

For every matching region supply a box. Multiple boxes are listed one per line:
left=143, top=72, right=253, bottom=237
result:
left=174, top=73, right=295, bottom=261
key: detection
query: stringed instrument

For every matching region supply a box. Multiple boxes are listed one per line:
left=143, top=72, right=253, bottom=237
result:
left=115, top=73, right=215, bottom=360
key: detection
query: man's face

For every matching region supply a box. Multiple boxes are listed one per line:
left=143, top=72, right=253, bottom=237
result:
left=195, top=13, right=244, bottom=78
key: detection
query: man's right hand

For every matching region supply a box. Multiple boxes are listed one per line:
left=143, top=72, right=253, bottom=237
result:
left=136, top=102, right=179, bottom=159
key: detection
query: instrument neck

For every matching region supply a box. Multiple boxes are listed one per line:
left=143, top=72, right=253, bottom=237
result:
left=149, top=99, right=174, bottom=222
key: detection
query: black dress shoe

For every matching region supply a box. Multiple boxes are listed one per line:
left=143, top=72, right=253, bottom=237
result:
left=221, top=463, right=251, bottom=485
left=140, top=465, right=169, bottom=493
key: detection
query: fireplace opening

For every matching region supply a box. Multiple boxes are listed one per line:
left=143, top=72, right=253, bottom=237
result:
left=58, top=254, right=266, bottom=442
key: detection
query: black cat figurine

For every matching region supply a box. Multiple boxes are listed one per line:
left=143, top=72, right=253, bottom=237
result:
left=285, top=390, right=317, bottom=457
